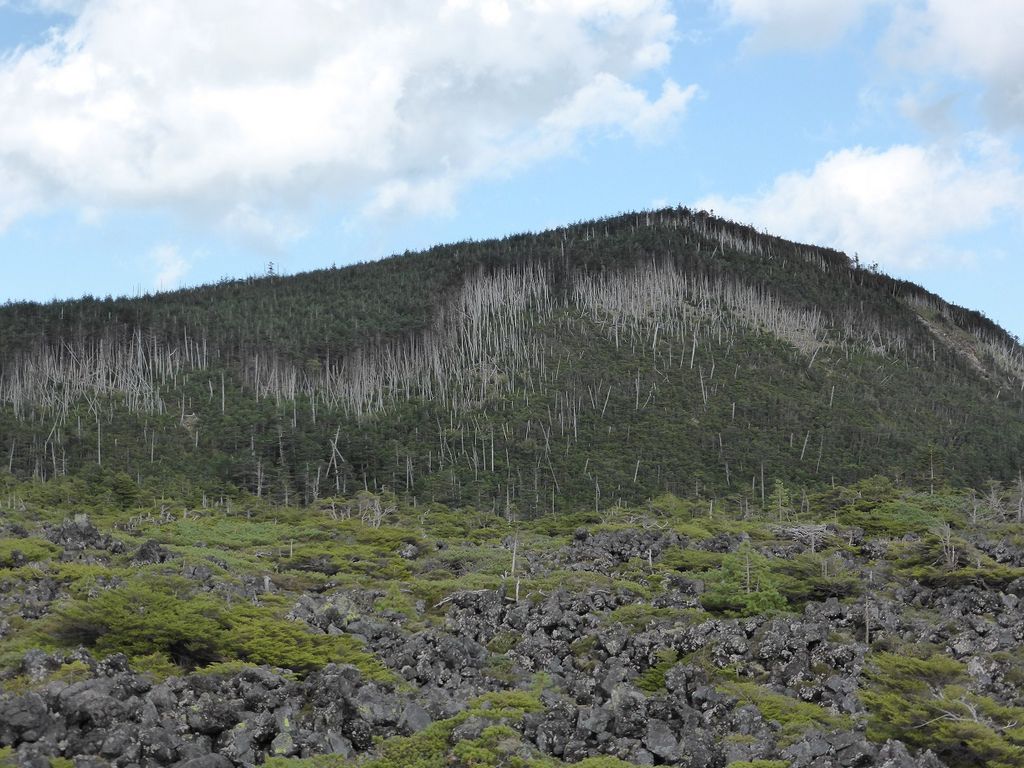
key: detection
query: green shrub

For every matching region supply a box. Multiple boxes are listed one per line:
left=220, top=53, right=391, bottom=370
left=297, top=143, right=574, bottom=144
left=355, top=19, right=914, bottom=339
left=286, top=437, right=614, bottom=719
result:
left=130, top=651, right=181, bottom=681
left=702, top=545, right=788, bottom=617
left=891, top=537, right=1024, bottom=589
left=53, top=575, right=391, bottom=679
left=863, top=652, right=1024, bottom=767
left=56, top=577, right=226, bottom=665
left=635, top=649, right=679, bottom=693
left=374, top=583, right=418, bottom=618
left=838, top=499, right=942, bottom=537
left=450, top=725, right=523, bottom=767
left=771, top=553, right=860, bottom=605
left=0, top=537, right=60, bottom=568
left=660, top=548, right=724, bottom=573
left=470, top=690, right=544, bottom=719
left=723, top=681, right=850, bottom=747
left=224, top=606, right=391, bottom=679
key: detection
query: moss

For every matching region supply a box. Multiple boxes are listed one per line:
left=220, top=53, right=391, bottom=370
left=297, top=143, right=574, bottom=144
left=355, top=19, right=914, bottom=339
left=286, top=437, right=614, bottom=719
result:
left=481, top=655, right=519, bottom=685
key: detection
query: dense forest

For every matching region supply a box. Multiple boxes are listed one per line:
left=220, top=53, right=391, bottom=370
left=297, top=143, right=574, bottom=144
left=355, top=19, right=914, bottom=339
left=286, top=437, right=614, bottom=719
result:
left=1, top=208, right=1021, bottom=515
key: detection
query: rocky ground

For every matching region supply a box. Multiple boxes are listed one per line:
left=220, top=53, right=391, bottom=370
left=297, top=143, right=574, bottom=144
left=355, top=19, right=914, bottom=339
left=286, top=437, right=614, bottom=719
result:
left=1, top=483, right=1023, bottom=767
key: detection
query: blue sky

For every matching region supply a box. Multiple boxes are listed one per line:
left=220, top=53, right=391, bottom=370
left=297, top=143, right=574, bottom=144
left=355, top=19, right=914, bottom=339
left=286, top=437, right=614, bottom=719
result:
left=0, top=0, right=1022, bottom=339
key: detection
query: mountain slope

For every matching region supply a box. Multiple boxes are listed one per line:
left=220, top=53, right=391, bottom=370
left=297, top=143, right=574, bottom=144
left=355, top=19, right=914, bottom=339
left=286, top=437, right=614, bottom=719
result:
left=1, top=208, right=1022, bottom=511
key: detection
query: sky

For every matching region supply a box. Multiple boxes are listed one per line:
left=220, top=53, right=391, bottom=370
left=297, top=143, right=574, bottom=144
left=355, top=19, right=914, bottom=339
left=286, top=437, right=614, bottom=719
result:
left=0, top=0, right=1021, bottom=340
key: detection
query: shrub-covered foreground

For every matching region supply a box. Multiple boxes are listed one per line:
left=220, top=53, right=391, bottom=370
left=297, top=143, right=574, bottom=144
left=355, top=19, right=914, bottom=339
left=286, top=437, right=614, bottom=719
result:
left=1, top=474, right=1024, bottom=766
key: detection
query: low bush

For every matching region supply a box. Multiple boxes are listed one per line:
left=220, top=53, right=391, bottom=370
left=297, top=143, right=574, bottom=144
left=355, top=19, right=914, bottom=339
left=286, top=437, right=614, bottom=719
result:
left=722, top=681, right=851, bottom=747
left=53, top=575, right=391, bottom=678
left=863, top=651, right=1024, bottom=768
left=0, top=537, right=60, bottom=568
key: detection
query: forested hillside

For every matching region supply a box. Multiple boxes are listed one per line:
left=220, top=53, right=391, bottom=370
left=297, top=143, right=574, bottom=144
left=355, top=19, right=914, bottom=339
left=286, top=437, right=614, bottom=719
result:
left=2, top=208, right=1021, bottom=514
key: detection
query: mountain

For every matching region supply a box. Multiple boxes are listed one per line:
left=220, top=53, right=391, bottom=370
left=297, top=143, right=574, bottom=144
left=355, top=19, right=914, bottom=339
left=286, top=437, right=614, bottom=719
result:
left=1, top=208, right=1022, bottom=511
left=2, top=209, right=1024, bottom=768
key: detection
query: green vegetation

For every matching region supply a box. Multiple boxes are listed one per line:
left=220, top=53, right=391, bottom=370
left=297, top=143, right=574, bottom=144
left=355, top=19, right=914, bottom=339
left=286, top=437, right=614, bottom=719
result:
left=260, top=690, right=654, bottom=768
left=635, top=649, right=679, bottom=693
left=0, top=193, right=1022, bottom=768
left=1, top=209, right=1021, bottom=517
left=864, top=652, right=1024, bottom=768
left=2, top=659, right=92, bottom=695
left=722, top=681, right=852, bottom=747
left=701, top=544, right=788, bottom=617
left=889, top=532, right=1024, bottom=589
left=603, top=604, right=691, bottom=630
left=0, top=537, right=60, bottom=568
left=1, top=466, right=1023, bottom=766
left=53, top=575, right=390, bottom=679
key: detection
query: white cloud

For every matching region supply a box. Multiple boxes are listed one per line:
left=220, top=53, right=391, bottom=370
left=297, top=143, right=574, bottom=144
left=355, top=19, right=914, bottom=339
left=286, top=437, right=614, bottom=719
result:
left=717, top=0, right=1024, bottom=130
left=0, top=162, right=45, bottom=230
left=221, top=204, right=306, bottom=252
left=0, top=0, right=692, bottom=234
left=362, top=178, right=459, bottom=219
left=541, top=76, right=698, bottom=144
left=886, top=0, right=1024, bottom=129
left=699, top=137, right=1024, bottom=269
left=715, top=0, right=878, bottom=51
left=150, top=244, right=189, bottom=291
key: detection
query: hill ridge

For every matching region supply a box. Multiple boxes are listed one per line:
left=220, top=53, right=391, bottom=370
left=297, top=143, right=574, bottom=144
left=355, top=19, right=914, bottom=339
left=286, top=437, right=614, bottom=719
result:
left=1, top=208, right=1021, bottom=509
